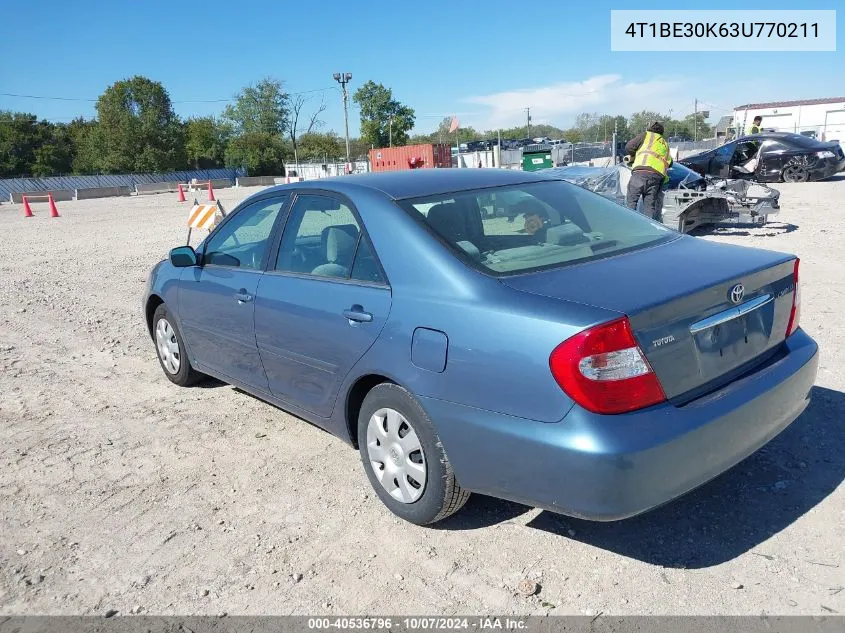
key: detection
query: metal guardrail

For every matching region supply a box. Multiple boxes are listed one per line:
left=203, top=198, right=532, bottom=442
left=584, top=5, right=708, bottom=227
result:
left=0, top=168, right=246, bottom=201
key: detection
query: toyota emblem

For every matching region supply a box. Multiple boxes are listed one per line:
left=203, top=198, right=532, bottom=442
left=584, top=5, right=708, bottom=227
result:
left=730, top=284, right=745, bottom=304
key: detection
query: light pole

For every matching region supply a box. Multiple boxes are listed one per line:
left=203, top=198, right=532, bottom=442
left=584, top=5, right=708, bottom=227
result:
left=333, top=72, right=352, bottom=167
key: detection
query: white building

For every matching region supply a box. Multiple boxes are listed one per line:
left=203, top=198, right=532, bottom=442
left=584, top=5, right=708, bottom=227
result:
left=733, top=97, right=845, bottom=143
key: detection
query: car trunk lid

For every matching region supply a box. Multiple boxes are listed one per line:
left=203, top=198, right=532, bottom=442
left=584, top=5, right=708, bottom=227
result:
left=500, top=236, right=797, bottom=401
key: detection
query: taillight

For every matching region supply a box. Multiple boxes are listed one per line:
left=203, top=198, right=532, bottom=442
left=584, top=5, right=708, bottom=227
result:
left=785, top=258, right=801, bottom=337
left=549, top=317, right=666, bottom=415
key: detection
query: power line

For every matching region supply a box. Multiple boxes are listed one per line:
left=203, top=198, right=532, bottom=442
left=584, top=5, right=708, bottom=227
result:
left=0, top=85, right=340, bottom=104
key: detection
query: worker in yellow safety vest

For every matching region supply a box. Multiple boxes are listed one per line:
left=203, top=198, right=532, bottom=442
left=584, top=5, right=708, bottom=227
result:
left=749, top=116, right=763, bottom=134
left=624, top=121, right=673, bottom=221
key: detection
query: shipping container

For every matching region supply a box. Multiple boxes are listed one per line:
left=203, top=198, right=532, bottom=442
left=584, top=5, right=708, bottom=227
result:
left=368, top=143, right=453, bottom=172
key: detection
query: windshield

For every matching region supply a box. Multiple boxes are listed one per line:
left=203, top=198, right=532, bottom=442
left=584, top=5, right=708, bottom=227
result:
left=667, top=162, right=705, bottom=189
left=399, top=180, right=676, bottom=276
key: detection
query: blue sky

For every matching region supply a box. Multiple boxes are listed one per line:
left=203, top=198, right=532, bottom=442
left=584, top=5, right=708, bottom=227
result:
left=1, top=0, right=841, bottom=136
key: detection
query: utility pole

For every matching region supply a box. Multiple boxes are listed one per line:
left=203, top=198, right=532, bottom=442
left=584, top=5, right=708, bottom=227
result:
left=333, top=72, right=353, bottom=167
left=694, top=97, right=698, bottom=142
left=612, top=118, right=618, bottom=164
left=525, top=107, right=531, bottom=139
left=497, top=128, right=502, bottom=168
left=389, top=115, right=393, bottom=147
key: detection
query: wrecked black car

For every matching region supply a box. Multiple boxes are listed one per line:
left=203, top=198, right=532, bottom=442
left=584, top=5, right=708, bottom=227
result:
left=541, top=163, right=780, bottom=234
left=680, top=132, right=845, bottom=183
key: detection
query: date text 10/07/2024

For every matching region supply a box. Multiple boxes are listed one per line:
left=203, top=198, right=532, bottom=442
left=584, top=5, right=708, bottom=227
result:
left=307, top=617, right=528, bottom=630
left=624, top=22, right=819, bottom=39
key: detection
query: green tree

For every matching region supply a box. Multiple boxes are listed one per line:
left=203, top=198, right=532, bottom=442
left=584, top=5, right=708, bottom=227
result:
left=682, top=113, right=713, bottom=139
left=349, top=137, right=370, bottom=160
left=352, top=80, right=415, bottom=148
left=224, top=132, right=287, bottom=176
left=628, top=110, right=669, bottom=136
left=67, top=117, right=102, bottom=174
left=0, top=111, right=46, bottom=176
left=31, top=124, right=73, bottom=176
left=95, top=75, right=186, bottom=173
left=223, top=77, right=289, bottom=136
left=185, top=117, right=230, bottom=169
left=297, top=132, right=344, bottom=162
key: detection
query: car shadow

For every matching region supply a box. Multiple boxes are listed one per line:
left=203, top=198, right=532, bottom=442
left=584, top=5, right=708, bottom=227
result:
left=437, top=386, right=845, bottom=569
left=693, top=221, right=799, bottom=238
left=433, top=494, right=533, bottom=530
left=197, top=377, right=228, bottom=389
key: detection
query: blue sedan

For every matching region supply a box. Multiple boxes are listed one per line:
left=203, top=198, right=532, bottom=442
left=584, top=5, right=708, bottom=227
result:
left=142, top=169, right=818, bottom=525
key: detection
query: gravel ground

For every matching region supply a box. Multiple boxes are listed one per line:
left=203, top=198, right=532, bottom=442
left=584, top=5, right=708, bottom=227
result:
left=0, top=180, right=843, bottom=616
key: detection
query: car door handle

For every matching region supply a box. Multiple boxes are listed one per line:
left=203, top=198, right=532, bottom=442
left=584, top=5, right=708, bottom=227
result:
left=343, top=305, right=372, bottom=323
left=234, top=290, right=254, bottom=303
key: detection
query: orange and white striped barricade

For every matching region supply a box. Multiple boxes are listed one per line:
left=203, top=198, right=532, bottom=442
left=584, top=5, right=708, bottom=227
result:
left=186, top=200, right=223, bottom=245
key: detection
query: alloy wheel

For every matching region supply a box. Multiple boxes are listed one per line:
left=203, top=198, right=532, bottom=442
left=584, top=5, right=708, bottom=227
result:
left=782, top=164, right=809, bottom=183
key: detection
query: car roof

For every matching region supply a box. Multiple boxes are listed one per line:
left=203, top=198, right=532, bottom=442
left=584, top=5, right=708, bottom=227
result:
left=735, top=131, right=817, bottom=142
left=259, top=168, right=557, bottom=201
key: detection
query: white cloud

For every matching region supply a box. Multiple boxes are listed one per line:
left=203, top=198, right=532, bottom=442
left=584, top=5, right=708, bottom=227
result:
left=463, top=74, right=692, bottom=130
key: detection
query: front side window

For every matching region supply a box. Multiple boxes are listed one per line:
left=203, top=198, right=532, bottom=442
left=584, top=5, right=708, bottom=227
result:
left=400, top=180, right=675, bottom=276
left=203, top=196, right=286, bottom=269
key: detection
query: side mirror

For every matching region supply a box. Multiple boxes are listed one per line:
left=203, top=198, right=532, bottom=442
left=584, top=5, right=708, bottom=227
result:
left=169, top=246, right=198, bottom=267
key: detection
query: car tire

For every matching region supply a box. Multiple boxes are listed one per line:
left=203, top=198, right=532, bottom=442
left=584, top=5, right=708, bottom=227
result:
left=357, top=382, right=470, bottom=525
left=152, top=303, right=204, bottom=387
left=781, top=162, right=810, bottom=183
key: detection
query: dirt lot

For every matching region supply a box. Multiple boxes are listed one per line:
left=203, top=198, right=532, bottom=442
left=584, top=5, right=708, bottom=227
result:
left=1, top=179, right=843, bottom=616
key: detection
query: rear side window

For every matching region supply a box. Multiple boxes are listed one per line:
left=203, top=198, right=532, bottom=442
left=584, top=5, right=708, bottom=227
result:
left=399, top=180, right=675, bottom=276
left=275, top=194, right=386, bottom=284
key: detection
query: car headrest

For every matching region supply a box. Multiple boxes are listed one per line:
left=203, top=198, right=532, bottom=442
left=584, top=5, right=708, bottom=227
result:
left=322, top=224, right=358, bottom=264
left=427, top=201, right=483, bottom=244
left=545, top=222, right=587, bottom=246
left=512, top=198, right=548, bottom=219
left=427, top=202, right=460, bottom=237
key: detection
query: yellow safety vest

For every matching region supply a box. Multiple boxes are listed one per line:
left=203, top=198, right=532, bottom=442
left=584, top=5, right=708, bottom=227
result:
left=749, top=124, right=761, bottom=134
left=632, top=131, right=671, bottom=177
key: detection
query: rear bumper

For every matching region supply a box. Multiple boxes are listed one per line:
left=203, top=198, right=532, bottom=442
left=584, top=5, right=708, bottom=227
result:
left=422, top=328, right=818, bottom=521
left=812, top=158, right=845, bottom=180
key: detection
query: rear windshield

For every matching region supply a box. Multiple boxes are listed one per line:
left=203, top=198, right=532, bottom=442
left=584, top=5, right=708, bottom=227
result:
left=399, top=179, right=676, bottom=276
left=779, top=133, right=826, bottom=149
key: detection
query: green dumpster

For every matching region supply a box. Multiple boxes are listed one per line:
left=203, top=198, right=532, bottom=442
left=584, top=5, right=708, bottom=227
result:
left=522, top=144, right=553, bottom=171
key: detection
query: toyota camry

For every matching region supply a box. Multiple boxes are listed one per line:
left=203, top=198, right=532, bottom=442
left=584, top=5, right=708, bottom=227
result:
left=142, top=169, right=818, bottom=525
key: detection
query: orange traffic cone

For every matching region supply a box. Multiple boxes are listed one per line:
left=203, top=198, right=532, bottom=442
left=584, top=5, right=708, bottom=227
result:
left=207, top=180, right=215, bottom=201
left=177, top=183, right=186, bottom=202
left=48, top=193, right=60, bottom=218
left=22, top=196, right=34, bottom=218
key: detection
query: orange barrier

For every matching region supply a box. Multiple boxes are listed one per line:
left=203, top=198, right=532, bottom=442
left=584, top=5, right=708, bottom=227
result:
left=17, top=193, right=60, bottom=218
left=48, top=194, right=60, bottom=218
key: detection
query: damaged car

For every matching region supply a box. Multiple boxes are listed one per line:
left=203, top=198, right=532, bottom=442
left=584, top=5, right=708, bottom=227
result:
left=680, top=132, right=845, bottom=183
left=540, top=163, right=781, bottom=234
